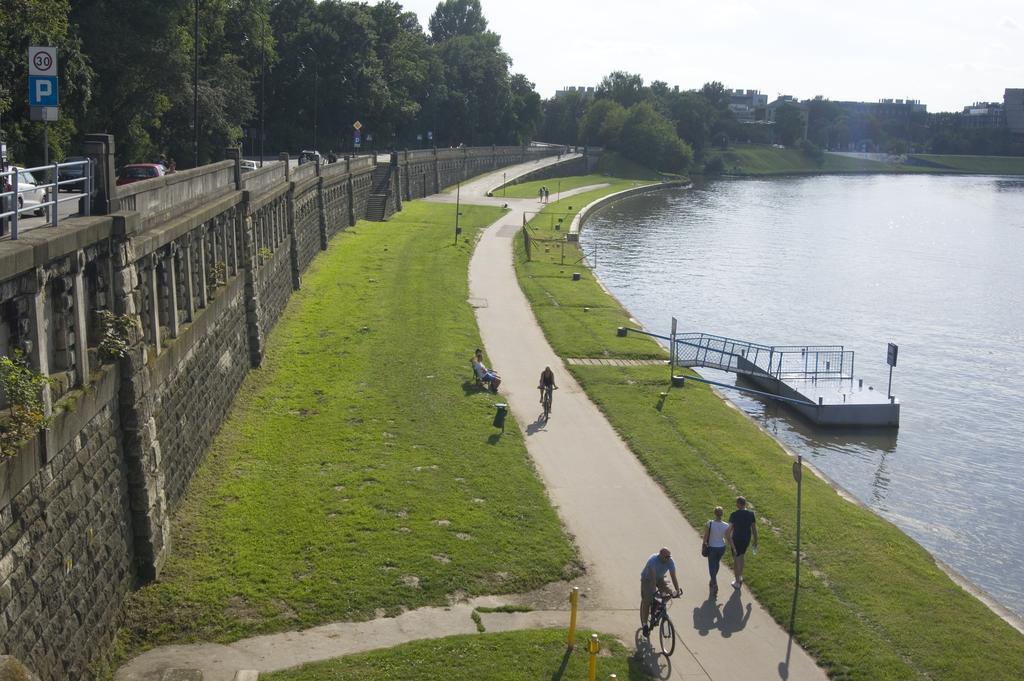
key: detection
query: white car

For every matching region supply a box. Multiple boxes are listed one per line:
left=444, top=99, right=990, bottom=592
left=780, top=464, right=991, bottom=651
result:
left=240, top=159, right=259, bottom=174
left=2, top=167, right=47, bottom=216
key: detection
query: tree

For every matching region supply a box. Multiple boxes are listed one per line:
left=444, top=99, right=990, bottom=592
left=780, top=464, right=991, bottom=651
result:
left=578, top=98, right=626, bottom=147
left=1, top=0, right=94, bottom=166
left=618, top=102, right=693, bottom=172
left=428, top=0, right=487, bottom=42
left=775, top=104, right=804, bottom=146
left=596, top=71, right=646, bottom=109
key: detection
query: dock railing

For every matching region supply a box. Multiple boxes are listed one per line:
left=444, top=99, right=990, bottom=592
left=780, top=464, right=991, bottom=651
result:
left=673, top=332, right=854, bottom=381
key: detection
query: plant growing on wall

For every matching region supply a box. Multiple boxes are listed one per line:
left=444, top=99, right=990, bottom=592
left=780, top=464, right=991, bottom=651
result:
left=207, top=261, right=227, bottom=288
left=0, top=351, right=51, bottom=459
left=257, top=247, right=273, bottom=263
left=96, top=310, right=136, bottom=362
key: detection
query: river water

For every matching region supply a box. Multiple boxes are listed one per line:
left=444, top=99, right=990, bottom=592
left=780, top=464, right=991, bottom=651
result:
left=580, top=174, right=1024, bottom=620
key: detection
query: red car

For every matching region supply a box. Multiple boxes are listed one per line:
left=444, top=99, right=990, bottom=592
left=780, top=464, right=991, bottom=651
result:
left=116, top=163, right=165, bottom=186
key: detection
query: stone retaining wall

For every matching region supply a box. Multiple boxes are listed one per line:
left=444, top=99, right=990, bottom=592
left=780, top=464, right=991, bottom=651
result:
left=0, top=139, right=557, bottom=680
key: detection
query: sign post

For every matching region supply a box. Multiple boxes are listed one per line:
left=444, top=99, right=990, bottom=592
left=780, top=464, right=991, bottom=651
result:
left=670, top=316, right=678, bottom=381
left=886, top=342, right=898, bottom=400
left=353, top=120, right=362, bottom=150
left=29, top=46, right=58, bottom=221
left=790, top=455, right=803, bottom=633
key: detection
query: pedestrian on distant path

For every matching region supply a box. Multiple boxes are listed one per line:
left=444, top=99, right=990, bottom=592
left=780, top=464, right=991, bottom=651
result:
left=544, top=186, right=550, bottom=203
left=538, top=186, right=544, bottom=202
left=639, top=547, right=681, bottom=637
left=702, top=506, right=729, bottom=593
left=724, top=496, right=758, bottom=590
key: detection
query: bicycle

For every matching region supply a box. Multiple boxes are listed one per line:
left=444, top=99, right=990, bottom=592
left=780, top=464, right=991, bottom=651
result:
left=540, top=384, right=556, bottom=420
left=647, top=590, right=680, bottom=656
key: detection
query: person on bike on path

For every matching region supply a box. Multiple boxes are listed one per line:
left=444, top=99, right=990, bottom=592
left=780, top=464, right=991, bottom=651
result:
left=640, top=548, right=681, bottom=637
left=538, top=366, right=556, bottom=407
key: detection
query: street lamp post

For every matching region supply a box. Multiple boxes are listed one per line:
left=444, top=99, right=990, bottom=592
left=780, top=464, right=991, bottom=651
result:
left=193, top=0, right=199, bottom=168
left=257, top=13, right=266, bottom=167
left=301, top=47, right=318, bottom=151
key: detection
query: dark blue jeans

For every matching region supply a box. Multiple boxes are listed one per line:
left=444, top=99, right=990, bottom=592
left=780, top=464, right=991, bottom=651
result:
left=707, top=546, right=726, bottom=580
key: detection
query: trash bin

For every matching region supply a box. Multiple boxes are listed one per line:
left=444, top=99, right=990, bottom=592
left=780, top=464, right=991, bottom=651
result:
left=493, top=403, right=508, bottom=431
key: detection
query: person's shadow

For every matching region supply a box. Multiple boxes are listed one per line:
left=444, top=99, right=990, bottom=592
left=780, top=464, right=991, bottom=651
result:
left=692, top=593, right=722, bottom=636
left=719, top=587, right=752, bottom=637
left=632, top=629, right=672, bottom=679
left=525, top=415, right=548, bottom=435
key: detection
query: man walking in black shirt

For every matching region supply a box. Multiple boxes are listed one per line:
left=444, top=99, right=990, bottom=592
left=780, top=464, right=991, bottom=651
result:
left=725, top=496, right=758, bottom=590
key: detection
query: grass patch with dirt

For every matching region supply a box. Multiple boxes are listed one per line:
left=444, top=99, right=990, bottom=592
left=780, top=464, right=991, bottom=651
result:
left=499, top=174, right=613, bottom=199
left=261, top=629, right=645, bottom=681
left=113, top=201, right=581, bottom=656
left=512, top=178, right=1024, bottom=680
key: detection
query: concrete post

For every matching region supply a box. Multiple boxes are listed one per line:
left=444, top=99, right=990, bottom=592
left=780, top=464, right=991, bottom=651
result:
left=433, top=147, right=441, bottom=194
left=197, top=230, right=208, bottom=309
left=392, top=151, right=403, bottom=213
left=280, top=152, right=290, bottom=181
left=165, top=245, right=180, bottom=338
left=241, top=212, right=265, bottom=368
left=183, top=238, right=195, bottom=322
left=83, top=133, right=116, bottom=215
left=286, top=182, right=301, bottom=290
left=26, top=268, right=54, bottom=419
left=346, top=159, right=356, bottom=226
left=225, top=146, right=242, bottom=190
left=316, top=162, right=328, bottom=251
left=147, top=254, right=162, bottom=356
left=110, top=236, right=170, bottom=582
left=71, top=250, right=91, bottom=386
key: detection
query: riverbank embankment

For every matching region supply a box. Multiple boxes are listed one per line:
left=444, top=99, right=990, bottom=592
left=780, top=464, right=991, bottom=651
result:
left=513, top=177, right=1024, bottom=681
left=712, top=143, right=1024, bottom=176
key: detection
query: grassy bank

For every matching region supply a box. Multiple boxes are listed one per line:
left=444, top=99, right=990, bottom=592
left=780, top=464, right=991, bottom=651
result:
left=112, top=202, right=580, bottom=657
left=712, top=144, right=906, bottom=175
left=908, top=153, right=1024, bottom=174
left=513, top=181, right=1024, bottom=680
left=262, top=629, right=643, bottom=680
left=711, top=144, right=1024, bottom=176
left=499, top=174, right=612, bottom=199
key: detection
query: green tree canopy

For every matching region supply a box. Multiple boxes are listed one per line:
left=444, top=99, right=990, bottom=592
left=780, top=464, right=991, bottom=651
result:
left=428, top=0, right=487, bottom=42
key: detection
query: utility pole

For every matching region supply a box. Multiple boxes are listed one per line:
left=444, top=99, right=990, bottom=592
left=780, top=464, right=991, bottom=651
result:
left=258, top=14, right=266, bottom=167
left=193, top=0, right=199, bottom=168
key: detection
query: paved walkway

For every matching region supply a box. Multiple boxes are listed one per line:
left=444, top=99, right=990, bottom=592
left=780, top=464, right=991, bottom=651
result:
left=117, top=157, right=827, bottom=680
left=458, top=166, right=827, bottom=681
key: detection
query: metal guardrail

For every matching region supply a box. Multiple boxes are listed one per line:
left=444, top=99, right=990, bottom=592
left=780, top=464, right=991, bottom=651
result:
left=673, top=331, right=854, bottom=380
left=1, top=160, right=92, bottom=240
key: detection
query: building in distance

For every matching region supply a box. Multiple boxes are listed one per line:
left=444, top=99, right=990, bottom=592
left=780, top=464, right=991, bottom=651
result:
left=555, top=86, right=596, bottom=101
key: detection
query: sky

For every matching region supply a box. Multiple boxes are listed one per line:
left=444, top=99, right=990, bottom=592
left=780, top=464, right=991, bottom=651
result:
left=384, top=0, right=1024, bottom=113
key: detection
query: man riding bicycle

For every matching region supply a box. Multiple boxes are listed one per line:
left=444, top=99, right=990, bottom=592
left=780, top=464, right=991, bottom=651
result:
left=640, top=548, right=681, bottom=637
left=538, top=366, right=557, bottom=409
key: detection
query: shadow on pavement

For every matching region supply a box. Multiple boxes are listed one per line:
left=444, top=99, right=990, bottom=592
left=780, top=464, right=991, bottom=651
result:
left=692, top=593, right=722, bottom=635
left=692, top=588, right=751, bottom=638
left=632, top=629, right=672, bottom=680
left=720, top=587, right=752, bottom=637
left=525, top=415, right=549, bottom=435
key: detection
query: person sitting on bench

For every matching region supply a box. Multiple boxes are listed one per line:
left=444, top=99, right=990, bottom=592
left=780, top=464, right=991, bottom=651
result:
left=472, top=348, right=501, bottom=392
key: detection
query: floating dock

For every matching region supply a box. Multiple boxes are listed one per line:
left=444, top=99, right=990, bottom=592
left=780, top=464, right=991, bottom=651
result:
left=620, top=328, right=900, bottom=428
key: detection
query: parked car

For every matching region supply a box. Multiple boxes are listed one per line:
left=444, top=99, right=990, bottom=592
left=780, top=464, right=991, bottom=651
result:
left=298, top=150, right=321, bottom=165
left=58, top=156, right=95, bottom=192
left=2, top=166, right=46, bottom=216
left=240, top=159, right=259, bottom=174
left=116, top=163, right=165, bottom=186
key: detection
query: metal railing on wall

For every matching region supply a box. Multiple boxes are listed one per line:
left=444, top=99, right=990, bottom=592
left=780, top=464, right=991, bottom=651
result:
left=0, top=160, right=93, bottom=240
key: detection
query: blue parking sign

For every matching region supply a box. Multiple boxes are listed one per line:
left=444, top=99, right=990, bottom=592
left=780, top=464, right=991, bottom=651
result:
left=29, top=76, right=58, bottom=106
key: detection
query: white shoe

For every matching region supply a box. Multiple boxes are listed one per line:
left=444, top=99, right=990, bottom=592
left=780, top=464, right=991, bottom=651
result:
left=731, top=579, right=741, bottom=589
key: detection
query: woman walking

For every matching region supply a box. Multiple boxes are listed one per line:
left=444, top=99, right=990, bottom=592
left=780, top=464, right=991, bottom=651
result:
left=702, top=506, right=729, bottom=593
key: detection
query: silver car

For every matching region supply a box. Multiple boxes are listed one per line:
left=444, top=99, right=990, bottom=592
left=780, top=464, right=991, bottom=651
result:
left=2, top=166, right=47, bottom=216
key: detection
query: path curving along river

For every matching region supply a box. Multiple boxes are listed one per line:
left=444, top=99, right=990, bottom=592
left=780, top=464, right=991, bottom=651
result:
left=580, top=173, right=1024, bottom=621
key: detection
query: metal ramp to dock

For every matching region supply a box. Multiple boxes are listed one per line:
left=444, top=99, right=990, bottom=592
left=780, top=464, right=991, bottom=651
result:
left=672, top=332, right=854, bottom=382
left=617, top=326, right=899, bottom=428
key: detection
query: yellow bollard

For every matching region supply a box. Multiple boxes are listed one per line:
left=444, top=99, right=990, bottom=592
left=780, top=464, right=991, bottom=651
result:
left=567, top=586, right=580, bottom=649
left=587, top=633, right=600, bottom=681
